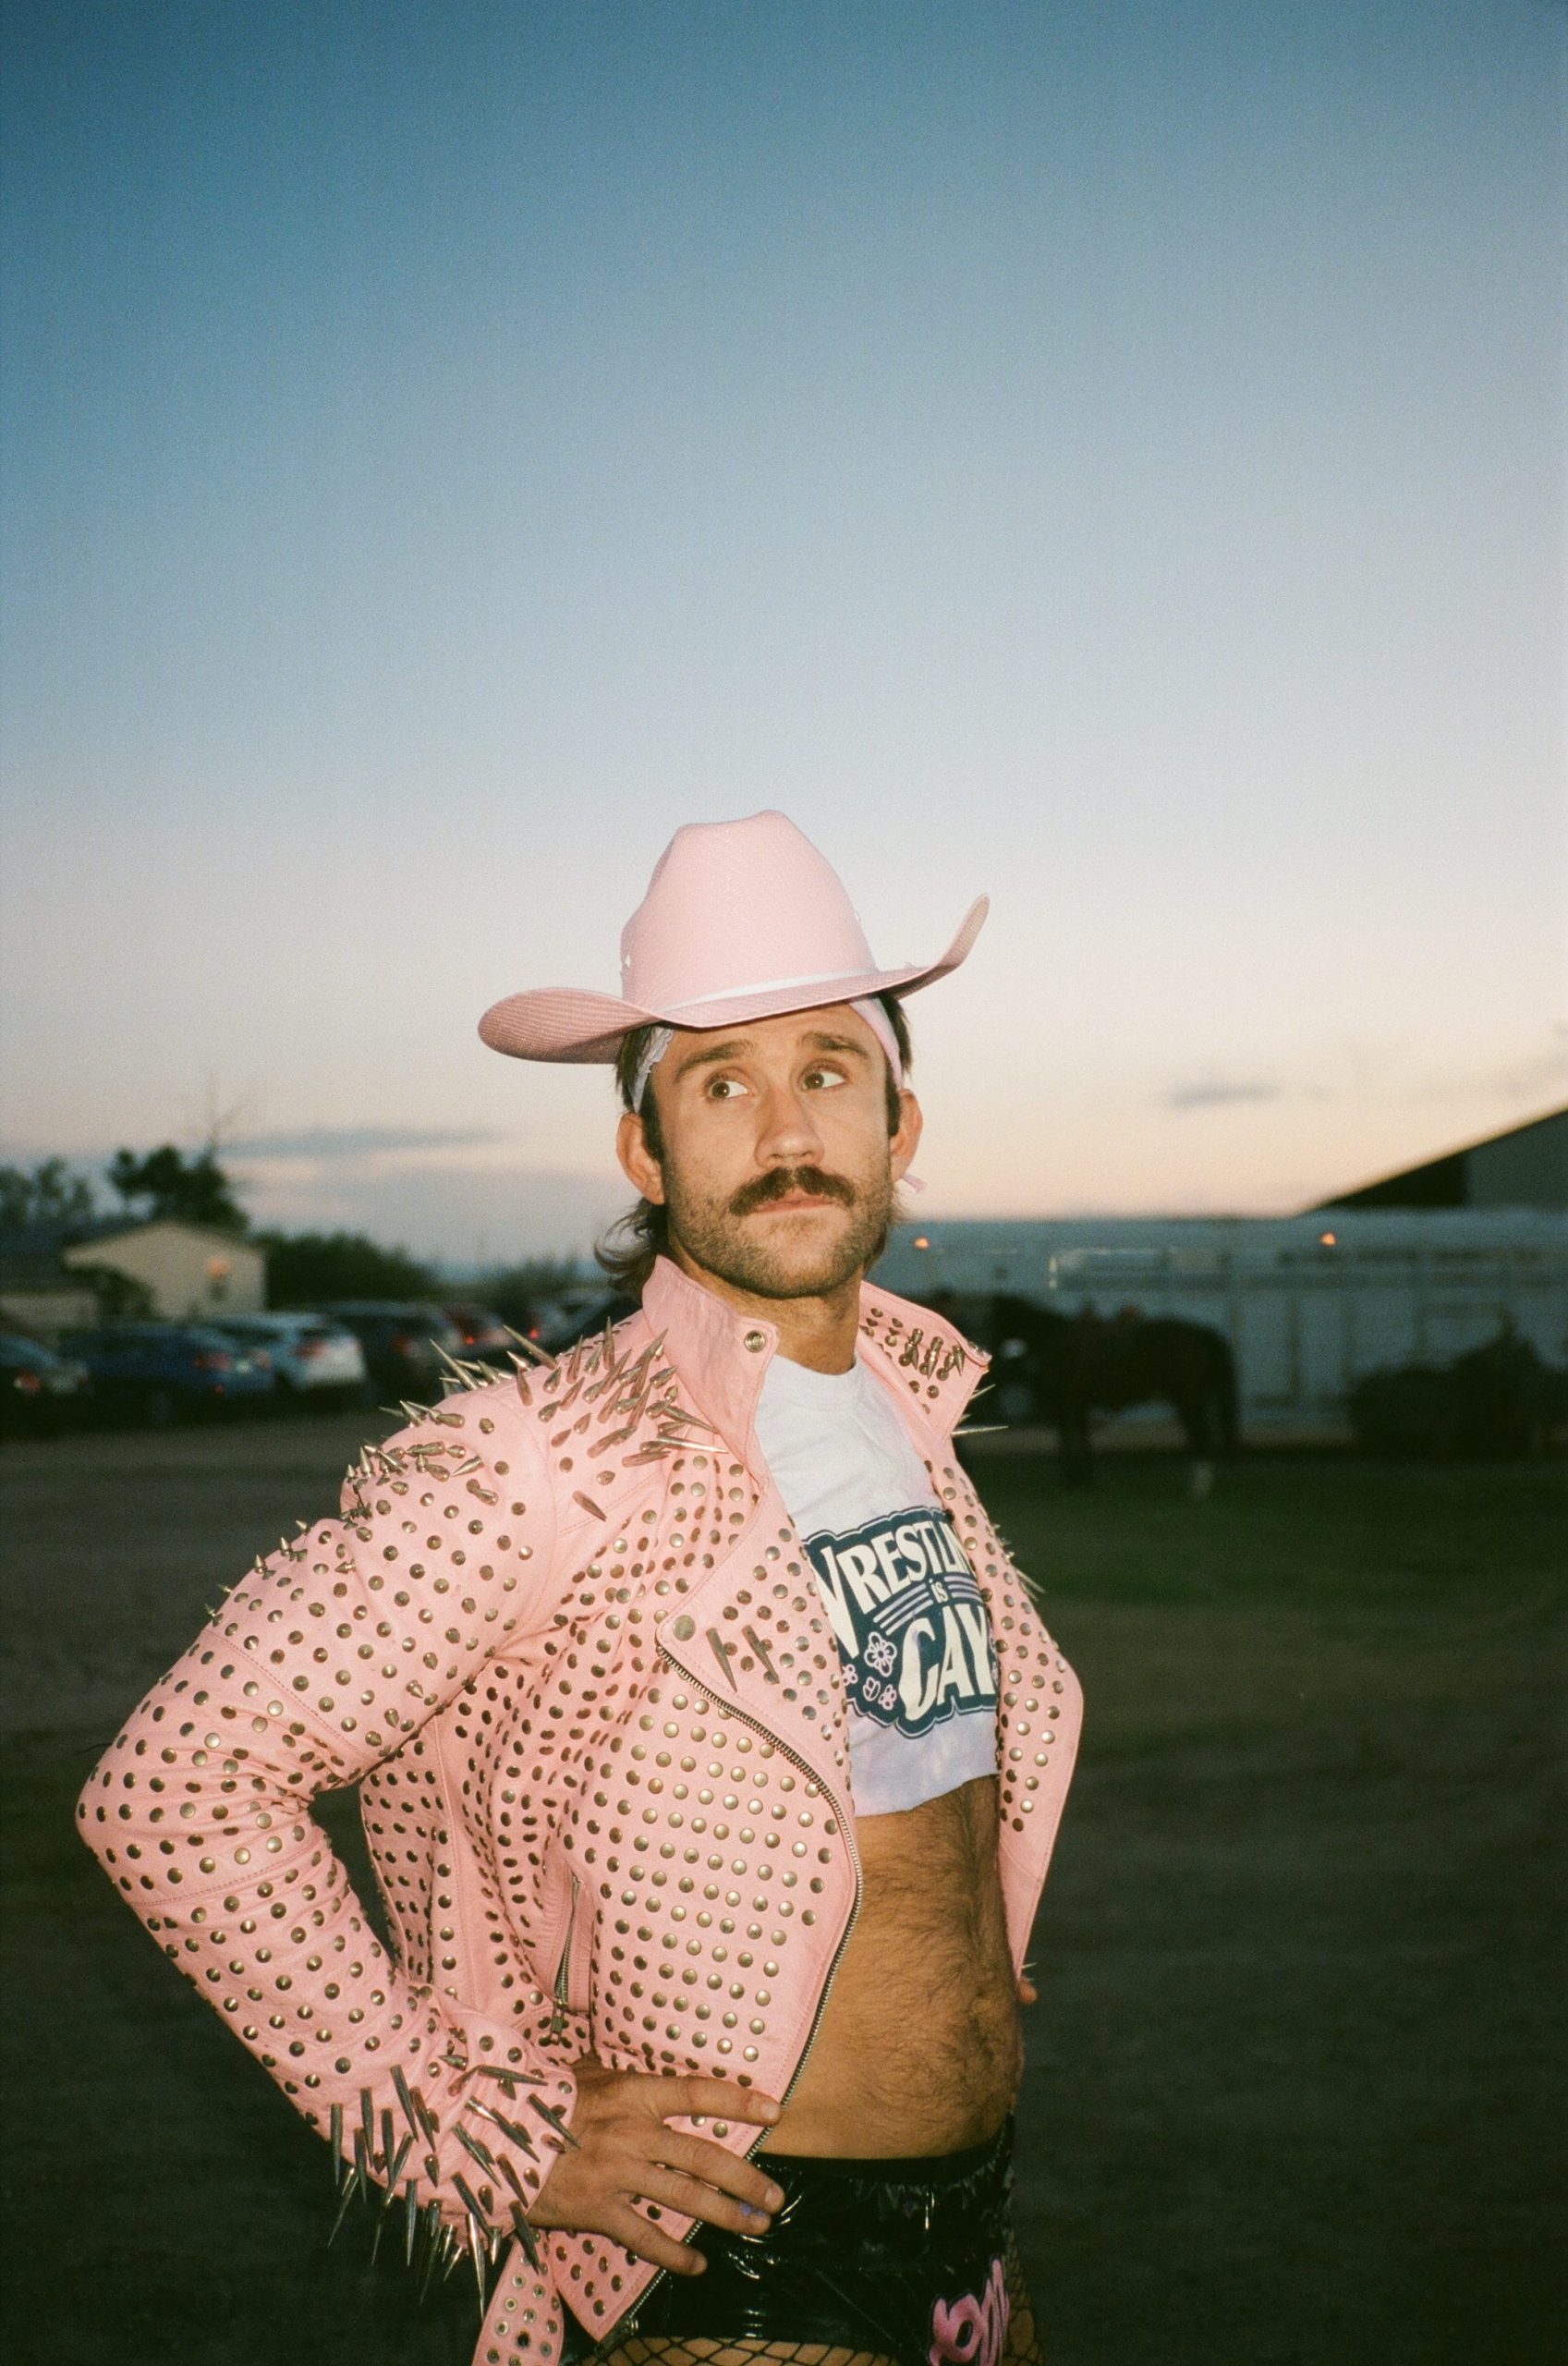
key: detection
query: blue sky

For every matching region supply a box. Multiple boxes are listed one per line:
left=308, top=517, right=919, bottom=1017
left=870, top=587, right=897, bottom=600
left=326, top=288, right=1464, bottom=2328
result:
left=2, top=1, right=1562, bottom=1261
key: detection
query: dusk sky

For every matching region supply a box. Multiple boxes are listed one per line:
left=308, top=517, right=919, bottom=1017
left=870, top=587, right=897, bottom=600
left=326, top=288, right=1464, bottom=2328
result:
left=3, top=1, right=1563, bottom=1263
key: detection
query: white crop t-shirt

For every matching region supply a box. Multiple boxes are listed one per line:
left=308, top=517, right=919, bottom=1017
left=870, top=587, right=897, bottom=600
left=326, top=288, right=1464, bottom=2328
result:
left=753, top=1349, right=998, bottom=1816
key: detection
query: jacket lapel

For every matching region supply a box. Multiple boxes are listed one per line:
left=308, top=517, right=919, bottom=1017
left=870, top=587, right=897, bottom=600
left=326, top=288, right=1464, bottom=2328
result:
left=653, top=1475, right=857, bottom=1803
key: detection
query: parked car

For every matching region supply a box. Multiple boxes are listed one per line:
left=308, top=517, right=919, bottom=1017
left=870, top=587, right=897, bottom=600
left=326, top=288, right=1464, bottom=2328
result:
left=205, top=1312, right=368, bottom=1409
left=443, top=1305, right=517, bottom=1367
left=0, top=1334, right=93, bottom=1436
left=536, top=1287, right=639, bottom=1353
left=61, top=1323, right=273, bottom=1426
left=320, top=1302, right=464, bottom=1403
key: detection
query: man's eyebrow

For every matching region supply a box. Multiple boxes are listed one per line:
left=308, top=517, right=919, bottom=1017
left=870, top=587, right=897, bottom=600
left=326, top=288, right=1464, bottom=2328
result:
left=670, top=1030, right=871, bottom=1081
left=671, top=1037, right=754, bottom=1079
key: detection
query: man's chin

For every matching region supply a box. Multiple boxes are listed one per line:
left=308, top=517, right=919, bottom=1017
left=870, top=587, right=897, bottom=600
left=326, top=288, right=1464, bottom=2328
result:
left=733, top=1211, right=860, bottom=1287
left=739, top=1258, right=862, bottom=1301
left=690, top=1213, right=869, bottom=1301
left=730, top=1234, right=861, bottom=1299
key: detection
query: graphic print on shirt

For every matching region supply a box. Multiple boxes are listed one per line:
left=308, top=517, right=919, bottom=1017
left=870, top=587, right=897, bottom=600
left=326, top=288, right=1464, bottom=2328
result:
left=801, top=1505, right=998, bottom=1737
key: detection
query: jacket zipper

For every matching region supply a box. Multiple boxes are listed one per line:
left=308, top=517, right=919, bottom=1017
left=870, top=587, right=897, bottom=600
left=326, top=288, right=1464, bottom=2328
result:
left=599, top=1658, right=863, bottom=2354
left=547, top=1872, right=580, bottom=2040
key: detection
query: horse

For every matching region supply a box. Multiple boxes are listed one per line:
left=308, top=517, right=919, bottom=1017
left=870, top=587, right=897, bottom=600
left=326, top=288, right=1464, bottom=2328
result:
left=982, top=1294, right=1241, bottom=1490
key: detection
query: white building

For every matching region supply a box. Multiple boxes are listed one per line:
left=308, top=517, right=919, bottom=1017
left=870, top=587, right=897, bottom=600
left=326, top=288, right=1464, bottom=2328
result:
left=59, top=1220, right=265, bottom=1323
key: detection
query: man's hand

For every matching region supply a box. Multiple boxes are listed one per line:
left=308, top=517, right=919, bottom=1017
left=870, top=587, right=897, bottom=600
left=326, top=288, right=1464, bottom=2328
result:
left=527, top=2060, right=787, bottom=2275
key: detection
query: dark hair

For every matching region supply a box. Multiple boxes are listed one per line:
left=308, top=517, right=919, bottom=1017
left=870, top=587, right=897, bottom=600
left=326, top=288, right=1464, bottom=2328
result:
left=596, top=994, right=913, bottom=1297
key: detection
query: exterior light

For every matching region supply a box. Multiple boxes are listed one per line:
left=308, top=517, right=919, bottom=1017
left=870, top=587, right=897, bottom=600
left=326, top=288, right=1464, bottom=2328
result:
left=913, top=1236, right=930, bottom=1250
left=1319, top=1231, right=1336, bottom=1248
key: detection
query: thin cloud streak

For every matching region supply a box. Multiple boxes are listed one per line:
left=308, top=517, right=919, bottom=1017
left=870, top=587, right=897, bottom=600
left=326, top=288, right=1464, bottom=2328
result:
left=231, top=1126, right=504, bottom=1162
left=1164, top=1081, right=1281, bottom=1112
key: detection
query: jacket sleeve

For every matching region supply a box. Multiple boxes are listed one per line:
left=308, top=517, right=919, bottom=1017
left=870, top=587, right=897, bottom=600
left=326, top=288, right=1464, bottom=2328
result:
left=77, top=1384, right=573, bottom=2275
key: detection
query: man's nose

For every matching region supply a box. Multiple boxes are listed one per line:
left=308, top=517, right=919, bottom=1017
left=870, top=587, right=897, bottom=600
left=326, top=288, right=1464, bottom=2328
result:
left=756, top=1082, right=825, bottom=1166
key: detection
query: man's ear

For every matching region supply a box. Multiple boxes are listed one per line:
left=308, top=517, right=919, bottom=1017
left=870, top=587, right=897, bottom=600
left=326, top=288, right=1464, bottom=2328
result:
left=889, top=1090, right=923, bottom=1184
left=616, top=1110, right=667, bottom=1204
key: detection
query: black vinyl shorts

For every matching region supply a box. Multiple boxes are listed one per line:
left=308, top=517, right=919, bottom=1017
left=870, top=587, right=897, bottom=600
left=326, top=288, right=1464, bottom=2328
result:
left=565, top=2118, right=1015, bottom=2366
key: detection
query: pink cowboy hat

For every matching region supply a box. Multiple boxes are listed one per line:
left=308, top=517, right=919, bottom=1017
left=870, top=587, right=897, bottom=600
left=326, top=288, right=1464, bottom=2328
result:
left=479, top=811, right=988, bottom=1063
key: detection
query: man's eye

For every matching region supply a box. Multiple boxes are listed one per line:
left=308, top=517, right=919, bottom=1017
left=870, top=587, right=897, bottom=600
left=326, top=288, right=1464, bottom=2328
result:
left=802, top=1067, right=847, bottom=1091
left=706, top=1077, right=748, bottom=1101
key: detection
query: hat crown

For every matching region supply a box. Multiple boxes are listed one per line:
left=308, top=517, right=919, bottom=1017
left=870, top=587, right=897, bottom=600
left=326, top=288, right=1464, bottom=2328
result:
left=619, top=811, right=877, bottom=1013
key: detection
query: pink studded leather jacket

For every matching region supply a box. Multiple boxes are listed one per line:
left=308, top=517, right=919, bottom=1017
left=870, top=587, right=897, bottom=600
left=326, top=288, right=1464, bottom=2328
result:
left=80, top=1258, right=1082, bottom=2366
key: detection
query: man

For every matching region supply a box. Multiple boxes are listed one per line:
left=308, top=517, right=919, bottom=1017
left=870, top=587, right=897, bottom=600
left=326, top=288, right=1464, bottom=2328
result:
left=80, top=812, right=1082, bottom=2366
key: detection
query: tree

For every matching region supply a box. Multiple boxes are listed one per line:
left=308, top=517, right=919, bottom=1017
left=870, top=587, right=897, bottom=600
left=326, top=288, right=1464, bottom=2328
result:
left=258, top=1231, right=433, bottom=1308
left=0, top=1158, right=98, bottom=1231
left=108, top=1145, right=248, bottom=1234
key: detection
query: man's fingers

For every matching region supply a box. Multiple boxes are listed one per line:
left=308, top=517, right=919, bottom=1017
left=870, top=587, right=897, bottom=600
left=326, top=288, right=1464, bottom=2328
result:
left=638, top=2166, right=775, bottom=2235
left=600, top=2204, right=708, bottom=2277
left=656, top=2129, right=784, bottom=2212
left=655, top=2076, right=782, bottom=2128
left=530, top=2068, right=784, bottom=2271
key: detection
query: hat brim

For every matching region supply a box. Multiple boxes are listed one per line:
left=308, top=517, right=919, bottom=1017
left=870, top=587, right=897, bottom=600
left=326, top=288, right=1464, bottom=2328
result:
left=479, top=896, right=989, bottom=1064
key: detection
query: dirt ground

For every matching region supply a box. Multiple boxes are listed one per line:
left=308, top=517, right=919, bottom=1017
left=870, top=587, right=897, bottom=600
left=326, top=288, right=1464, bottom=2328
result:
left=2, top=1414, right=1563, bottom=2365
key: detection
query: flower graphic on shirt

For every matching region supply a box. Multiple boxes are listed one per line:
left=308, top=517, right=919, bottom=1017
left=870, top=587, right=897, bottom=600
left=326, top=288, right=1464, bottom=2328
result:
left=864, top=1632, right=897, bottom=1677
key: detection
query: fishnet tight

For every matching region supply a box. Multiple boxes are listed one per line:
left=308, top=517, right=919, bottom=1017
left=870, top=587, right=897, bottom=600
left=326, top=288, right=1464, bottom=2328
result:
left=1003, top=2233, right=1046, bottom=2366
left=586, top=2238, right=1045, bottom=2366
left=591, top=2345, right=896, bottom=2366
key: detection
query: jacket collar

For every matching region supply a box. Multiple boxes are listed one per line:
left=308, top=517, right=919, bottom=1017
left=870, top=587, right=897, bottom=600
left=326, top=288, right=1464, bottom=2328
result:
left=640, top=1254, right=989, bottom=1467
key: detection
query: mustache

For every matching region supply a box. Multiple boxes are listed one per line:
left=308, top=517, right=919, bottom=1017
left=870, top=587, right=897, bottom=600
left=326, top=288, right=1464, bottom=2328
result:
left=729, top=1165, right=857, bottom=1218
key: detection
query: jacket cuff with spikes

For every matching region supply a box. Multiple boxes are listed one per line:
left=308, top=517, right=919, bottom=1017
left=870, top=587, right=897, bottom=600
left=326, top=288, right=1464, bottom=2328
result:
left=77, top=1381, right=576, bottom=2278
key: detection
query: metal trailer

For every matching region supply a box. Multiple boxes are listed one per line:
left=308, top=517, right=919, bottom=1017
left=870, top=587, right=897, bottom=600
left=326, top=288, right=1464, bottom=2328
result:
left=872, top=1210, right=1568, bottom=1434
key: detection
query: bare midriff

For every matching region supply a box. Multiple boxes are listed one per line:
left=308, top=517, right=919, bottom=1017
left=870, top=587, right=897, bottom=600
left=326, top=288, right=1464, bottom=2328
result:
left=758, top=1772, right=1019, bottom=2160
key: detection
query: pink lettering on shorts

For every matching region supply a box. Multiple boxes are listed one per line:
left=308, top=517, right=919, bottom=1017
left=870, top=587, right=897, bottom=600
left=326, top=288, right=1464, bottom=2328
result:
left=928, top=2253, right=1010, bottom=2366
